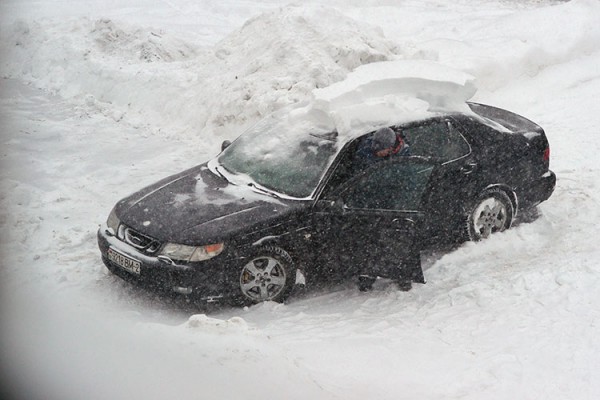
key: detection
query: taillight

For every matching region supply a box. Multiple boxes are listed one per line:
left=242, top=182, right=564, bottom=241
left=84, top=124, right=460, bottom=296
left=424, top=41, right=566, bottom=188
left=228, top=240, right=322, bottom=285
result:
left=542, top=146, right=550, bottom=169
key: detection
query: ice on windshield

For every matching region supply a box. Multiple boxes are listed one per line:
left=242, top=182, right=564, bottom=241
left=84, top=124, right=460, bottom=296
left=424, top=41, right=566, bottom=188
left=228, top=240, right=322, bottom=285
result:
left=218, top=104, right=338, bottom=198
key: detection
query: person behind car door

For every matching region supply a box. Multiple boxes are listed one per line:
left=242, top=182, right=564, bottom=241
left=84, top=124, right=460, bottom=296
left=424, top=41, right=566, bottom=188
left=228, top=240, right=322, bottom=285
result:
left=355, top=127, right=410, bottom=170
left=354, top=127, right=420, bottom=292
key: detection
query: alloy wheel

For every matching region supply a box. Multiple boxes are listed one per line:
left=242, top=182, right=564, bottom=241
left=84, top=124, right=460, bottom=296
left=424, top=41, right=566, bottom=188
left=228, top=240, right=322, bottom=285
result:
left=472, top=197, right=509, bottom=238
left=240, top=256, right=287, bottom=302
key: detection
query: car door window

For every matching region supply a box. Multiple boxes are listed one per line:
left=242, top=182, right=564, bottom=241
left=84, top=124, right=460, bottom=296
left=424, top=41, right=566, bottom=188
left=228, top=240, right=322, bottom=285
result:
left=402, top=120, right=470, bottom=161
left=343, top=162, right=434, bottom=211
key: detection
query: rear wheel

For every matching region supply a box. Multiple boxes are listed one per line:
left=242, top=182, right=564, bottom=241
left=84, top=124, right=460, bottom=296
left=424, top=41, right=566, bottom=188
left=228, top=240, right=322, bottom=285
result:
left=467, top=188, right=514, bottom=241
left=236, top=246, right=295, bottom=305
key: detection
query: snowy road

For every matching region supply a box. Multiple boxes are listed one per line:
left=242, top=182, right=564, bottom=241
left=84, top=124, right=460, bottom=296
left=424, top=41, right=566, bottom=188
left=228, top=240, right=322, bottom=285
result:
left=2, top=1, right=600, bottom=399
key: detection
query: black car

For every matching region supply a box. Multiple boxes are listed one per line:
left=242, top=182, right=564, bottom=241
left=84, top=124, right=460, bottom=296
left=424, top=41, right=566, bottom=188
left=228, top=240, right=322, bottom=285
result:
left=98, top=102, right=555, bottom=305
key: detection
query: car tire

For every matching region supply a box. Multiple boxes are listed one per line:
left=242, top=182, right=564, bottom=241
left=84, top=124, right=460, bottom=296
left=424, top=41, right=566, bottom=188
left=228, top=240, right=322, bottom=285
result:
left=466, top=188, right=514, bottom=241
left=235, top=246, right=295, bottom=305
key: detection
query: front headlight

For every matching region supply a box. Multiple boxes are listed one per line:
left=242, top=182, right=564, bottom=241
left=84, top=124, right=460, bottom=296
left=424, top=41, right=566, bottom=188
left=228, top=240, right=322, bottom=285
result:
left=106, top=207, right=120, bottom=234
left=161, top=242, right=224, bottom=262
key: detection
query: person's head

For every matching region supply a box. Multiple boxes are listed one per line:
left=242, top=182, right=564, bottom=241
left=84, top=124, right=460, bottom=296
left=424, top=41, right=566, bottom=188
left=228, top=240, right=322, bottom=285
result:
left=372, top=127, right=396, bottom=157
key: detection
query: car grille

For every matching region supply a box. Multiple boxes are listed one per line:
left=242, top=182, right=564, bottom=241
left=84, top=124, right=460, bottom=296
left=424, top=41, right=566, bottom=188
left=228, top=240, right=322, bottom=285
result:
left=119, top=225, right=162, bottom=254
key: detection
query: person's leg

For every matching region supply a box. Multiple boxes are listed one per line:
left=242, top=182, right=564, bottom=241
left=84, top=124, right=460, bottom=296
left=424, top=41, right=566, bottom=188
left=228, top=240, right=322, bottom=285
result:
left=395, top=251, right=425, bottom=291
left=358, top=274, right=376, bottom=291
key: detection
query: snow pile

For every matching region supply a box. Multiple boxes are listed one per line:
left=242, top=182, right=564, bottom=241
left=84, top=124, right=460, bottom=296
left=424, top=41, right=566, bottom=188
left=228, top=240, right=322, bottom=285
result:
left=183, top=314, right=250, bottom=332
left=0, top=5, right=400, bottom=139
left=207, top=6, right=399, bottom=130
left=3, top=1, right=598, bottom=140
left=90, top=19, right=199, bottom=63
left=312, top=59, right=477, bottom=135
left=1, top=17, right=206, bottom=135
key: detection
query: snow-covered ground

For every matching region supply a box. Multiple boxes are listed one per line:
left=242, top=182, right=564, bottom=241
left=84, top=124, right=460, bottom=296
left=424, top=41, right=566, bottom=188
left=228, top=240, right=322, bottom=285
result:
left=1, top=0, right=600, bottom=399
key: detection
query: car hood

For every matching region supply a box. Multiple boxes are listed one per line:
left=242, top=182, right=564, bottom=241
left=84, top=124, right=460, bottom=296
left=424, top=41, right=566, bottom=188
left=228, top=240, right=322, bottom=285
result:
left=116, top=163, right=302, bottom=244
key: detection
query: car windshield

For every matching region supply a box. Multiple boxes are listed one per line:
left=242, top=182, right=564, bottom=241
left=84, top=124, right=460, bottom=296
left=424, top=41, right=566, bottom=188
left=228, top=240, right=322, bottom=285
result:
left=218, top=105, right=339, bottom=198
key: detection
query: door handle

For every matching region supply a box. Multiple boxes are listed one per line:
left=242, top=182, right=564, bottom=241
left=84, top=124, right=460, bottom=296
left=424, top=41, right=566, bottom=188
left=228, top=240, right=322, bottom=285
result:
left=392, top=217, right=416, bottom=224
left=460, top=162, right=477, bottom=174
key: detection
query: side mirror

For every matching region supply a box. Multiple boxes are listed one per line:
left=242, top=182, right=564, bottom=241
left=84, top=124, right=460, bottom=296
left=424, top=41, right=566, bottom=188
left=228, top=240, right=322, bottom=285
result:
left=221, top=140, right=232, bottom=152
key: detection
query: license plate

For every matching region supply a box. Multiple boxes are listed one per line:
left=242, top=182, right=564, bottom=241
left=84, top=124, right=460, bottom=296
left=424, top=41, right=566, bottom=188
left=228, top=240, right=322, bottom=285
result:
left=107, top=248, right=141, bottom=275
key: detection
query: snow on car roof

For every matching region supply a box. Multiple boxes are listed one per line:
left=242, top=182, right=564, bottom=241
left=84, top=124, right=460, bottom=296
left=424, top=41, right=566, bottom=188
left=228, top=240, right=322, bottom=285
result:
left=311, top=60, right=478, bottom=138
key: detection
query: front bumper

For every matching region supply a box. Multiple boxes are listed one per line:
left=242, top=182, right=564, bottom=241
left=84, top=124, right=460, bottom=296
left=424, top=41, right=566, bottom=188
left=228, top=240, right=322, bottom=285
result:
left=97, top=225, right=229, bottom=301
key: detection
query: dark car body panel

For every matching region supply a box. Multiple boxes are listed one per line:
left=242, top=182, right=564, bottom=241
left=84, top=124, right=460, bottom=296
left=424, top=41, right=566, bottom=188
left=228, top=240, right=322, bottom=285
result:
left=98, top=102, right=556, bottom=301
left=114, top=163, right=306, bottom=245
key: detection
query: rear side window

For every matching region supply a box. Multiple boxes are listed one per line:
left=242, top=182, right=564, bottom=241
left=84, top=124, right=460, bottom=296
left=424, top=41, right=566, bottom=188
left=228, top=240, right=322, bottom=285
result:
left=402, top=120, right=470, bottom=161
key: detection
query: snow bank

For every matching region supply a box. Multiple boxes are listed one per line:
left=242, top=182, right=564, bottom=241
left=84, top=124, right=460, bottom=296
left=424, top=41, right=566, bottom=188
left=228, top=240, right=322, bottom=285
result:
left=3, top=0, right=598, bottom=141
left=208, top=6, right=398, bottom=129
left=0, top=5, right=400, bottom=139
left=89, top=19, right=199, bottom=63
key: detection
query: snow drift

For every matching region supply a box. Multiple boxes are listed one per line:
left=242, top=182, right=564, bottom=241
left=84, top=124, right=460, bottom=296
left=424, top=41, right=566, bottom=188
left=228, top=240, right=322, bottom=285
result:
left=0, top=5, right=400, bottom=138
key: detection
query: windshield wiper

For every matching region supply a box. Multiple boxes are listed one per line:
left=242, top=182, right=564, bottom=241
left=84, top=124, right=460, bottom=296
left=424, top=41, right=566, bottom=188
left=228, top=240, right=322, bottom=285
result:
left=213, top=165, right=230, bottom=183
left=309, top=131, right=338, bottom=141
left=247, top=182, right=281, bottom=199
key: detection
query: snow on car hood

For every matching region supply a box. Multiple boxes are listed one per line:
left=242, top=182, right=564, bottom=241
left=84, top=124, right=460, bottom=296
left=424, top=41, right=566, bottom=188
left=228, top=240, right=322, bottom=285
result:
left=311, top=59, right=478, bottom=137
left=116, top=163, right=297, bottom=244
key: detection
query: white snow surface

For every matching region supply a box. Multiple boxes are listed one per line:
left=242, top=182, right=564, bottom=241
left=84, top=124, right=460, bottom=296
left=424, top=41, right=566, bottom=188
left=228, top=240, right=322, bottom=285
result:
left=1, top=0, right=600, bottom=399
left=312, top=59, right=477, bottom=136
left=313, top=59, right=476, bottom=109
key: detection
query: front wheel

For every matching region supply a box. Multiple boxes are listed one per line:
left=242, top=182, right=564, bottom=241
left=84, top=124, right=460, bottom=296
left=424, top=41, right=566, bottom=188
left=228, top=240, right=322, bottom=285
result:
left=235, top=246, right=295, bottom=305
left=466, top=188, right=514, bottom=241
